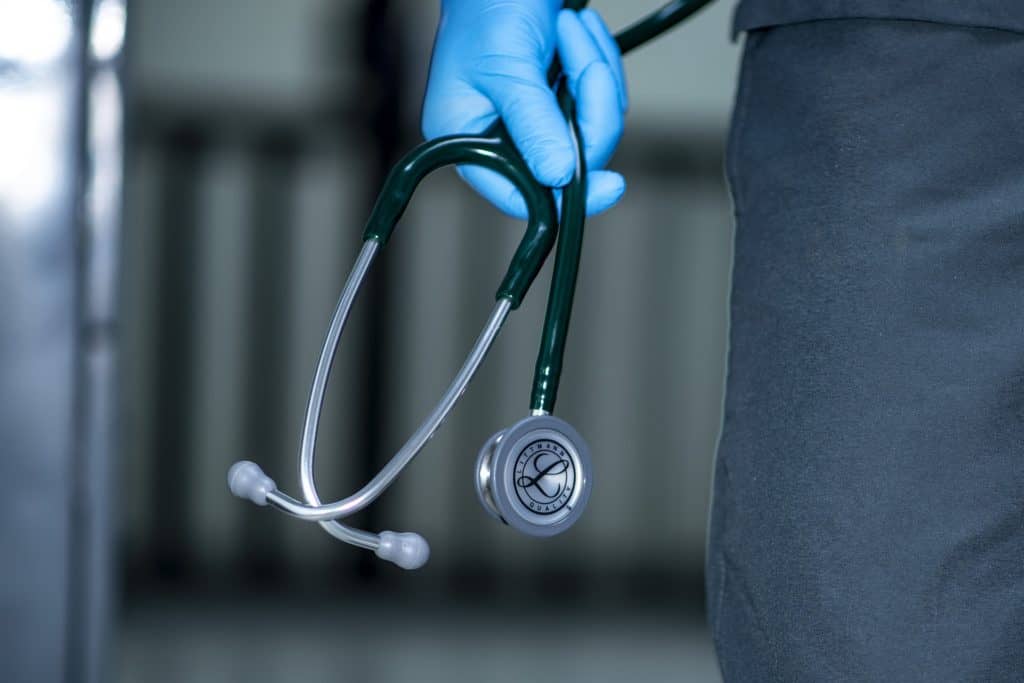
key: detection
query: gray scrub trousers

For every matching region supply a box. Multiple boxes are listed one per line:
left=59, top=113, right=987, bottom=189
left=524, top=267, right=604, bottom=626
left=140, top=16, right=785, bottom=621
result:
left=707, top=8, right=1024, bottom=681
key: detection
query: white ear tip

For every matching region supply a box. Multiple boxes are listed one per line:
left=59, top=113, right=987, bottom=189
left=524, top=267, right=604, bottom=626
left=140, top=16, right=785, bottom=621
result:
left=375, top=531, right=430, bottom=570
left=228, top=460, right=276, bottom=506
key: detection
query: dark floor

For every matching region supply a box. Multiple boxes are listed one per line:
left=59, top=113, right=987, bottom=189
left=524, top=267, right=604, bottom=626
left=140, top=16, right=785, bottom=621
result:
left=117, top=595, right=721, bottom=683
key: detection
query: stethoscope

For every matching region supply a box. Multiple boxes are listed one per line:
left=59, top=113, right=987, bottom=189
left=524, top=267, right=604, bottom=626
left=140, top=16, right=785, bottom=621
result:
left=227, top=0, right=714, bottom=569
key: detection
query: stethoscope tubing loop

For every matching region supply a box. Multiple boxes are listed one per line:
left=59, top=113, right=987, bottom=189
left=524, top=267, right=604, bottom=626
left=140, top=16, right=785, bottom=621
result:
left=361, top=135, right=558, bottom=309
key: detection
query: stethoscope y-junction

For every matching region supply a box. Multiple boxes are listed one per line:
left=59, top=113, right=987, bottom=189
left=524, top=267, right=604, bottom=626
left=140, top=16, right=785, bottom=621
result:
left=228, top=0, right=715, bottom=569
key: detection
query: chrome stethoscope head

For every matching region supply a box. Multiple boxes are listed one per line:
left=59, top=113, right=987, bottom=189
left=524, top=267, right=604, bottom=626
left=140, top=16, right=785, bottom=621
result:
left=226, top=0, right=709, bottom=569
left=475, top=414, right=593, bottom=537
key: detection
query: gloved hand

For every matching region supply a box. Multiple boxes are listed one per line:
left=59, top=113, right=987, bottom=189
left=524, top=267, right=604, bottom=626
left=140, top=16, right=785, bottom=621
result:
left=422, top=1, right=628, bottom=218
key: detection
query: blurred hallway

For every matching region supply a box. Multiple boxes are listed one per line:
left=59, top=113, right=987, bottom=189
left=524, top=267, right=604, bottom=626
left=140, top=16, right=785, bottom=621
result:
left=119, top=595, right=720, bottom=683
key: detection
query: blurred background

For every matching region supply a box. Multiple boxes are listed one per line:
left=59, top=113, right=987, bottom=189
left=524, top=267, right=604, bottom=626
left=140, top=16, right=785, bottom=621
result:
left=1, top=1, right=741, bottom=681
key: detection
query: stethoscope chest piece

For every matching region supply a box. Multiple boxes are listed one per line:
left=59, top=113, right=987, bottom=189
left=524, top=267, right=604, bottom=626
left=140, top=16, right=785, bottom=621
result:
left=475, top=415, right=592, bottom=537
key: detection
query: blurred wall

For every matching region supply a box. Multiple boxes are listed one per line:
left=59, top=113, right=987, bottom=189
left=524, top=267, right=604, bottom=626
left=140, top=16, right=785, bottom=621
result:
left=128, top=1, right=740, bottom=128
left=1, top=1, right=125, bottom=681
left=121, top=0, right=740, bottom=598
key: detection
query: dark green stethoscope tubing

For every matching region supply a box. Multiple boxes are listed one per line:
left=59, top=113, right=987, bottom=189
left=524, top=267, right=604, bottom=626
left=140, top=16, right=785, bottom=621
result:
left=529, top=82, right=585, bottom=413
left=361, top=0, right=716, bottom=413
left=609, top=0, right=717, bottom=54
left=529, top=0, right=717, bottom=413
left=362, top=135, right=558, bottom=309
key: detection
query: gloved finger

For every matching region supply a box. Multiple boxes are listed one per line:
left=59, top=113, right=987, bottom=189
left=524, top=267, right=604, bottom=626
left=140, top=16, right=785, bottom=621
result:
left=421, top=85, right=497, bottom=141
left=547, top=169, right=626, bottom=217
left=574, top=60, right=624, bottom=170
left=473, top=58, right=575, bottom=188
left=557, top=11, right=624, bottom=171
left=458, top=165, right=625, bottom=219
left=458, top=165, right=530, bottom=219
left=578, top=9, right=628, bottom=112
left=577, top=169, right=626, bottom=216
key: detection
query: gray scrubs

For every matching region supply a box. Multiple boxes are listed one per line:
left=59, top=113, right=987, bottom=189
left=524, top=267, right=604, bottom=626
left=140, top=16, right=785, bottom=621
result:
left=708, top=7, right=1024, bottom=680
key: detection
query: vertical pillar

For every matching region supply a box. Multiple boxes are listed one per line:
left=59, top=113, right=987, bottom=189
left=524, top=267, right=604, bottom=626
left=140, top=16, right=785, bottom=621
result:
left=0, top=0, right=124, bottom=681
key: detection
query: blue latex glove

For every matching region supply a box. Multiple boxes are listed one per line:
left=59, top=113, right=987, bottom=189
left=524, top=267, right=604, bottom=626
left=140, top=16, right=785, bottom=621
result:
left=422, top=1, right=628, bottom=219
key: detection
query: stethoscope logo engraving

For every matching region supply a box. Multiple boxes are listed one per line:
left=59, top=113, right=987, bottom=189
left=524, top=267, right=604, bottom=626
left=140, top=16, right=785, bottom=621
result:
left=513, top=439, right=575, bottom=515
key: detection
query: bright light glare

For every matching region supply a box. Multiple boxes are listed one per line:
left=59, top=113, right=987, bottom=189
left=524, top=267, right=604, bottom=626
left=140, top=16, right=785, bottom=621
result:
left=0, top=84, right=67, bottom=217
left=0, top=0, right=72, bottom=65
left=90, top=0, right=125, bottom=61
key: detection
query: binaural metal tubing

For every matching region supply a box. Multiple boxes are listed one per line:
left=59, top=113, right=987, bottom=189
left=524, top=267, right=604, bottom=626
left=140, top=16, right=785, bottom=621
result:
left=266, top=296, right=513, bottom=523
